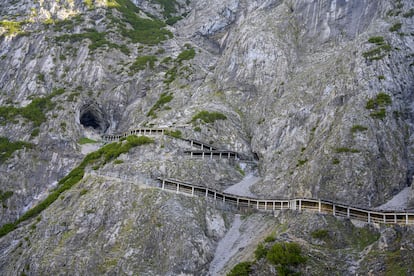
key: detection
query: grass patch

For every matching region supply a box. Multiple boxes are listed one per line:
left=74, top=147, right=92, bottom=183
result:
left=0, top=135, right=153, bottom=238
left=255, top=242, right=268, bottom=260
left=332, top=158, right=340, bottom=165
left=79, top=189, right=88, bottom=196
left=0, top=137, right=33, bottom=163
left=191, top=110, right=227, bottom=124
left=147, top=92, right=173, bottom=118
left=366, top=93, right=392, bottom=119
left=0, top=20, right=24, bottom=36
left=107, top=0, right=173, bottom=45
left=130, top=55, right=157, bottom=72
left=363, top=38, right=392, bottom=61
left=55, top=29, right=119, bottom=51
left=78, top=137, right=98, bottom=144
left=0, top=88, right=64, bottom=127
left=335, top=147, right=360, bottom=153
left=368, top=36, right=385, bottom=45
left=164, top=129, right=182, bottom=138
left=176, top=48, right=196, bottom=63
left=351, top=125, right=368, bottom=134
left=403, top=9, right=414, bottom=17
left=296, top=159, right=308, bottom=166
left=389, top=22, right=402, bottom=32
left=227, top=262, right=252, bottom=276
left=311, top=229, right=329, bottom=239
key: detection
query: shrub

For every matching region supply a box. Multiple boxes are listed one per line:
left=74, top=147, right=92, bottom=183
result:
left=266, top=242, right=306, bottom=267
left=191, top=110, right=227, bottom=124
left=147, top=93, right=174, bottom=118
left=0, top=190, right=13, bottom=202
left=350, top=125, right=368, bottom=133
left=311, top=229, right=329, bottom=239
left=227, top=262, right=252, bottom=276
left=130, top=55, right=157, bottom=72
left=264, top=235, right=276, bottom=243
left=0, top=137, right=33, bottom=163
left=254, top=242, right=268, bottom=260
left=403, top=9, right=414, bottom=17
left=108, top=0, right=173, bottom=45
left=335, top=147, right=360, bottom=153
left=296, top=159, right=308, bottom=166
left=366, top=93, right=392, bottom=119
left=0, top=88, right=64, bottom=127
left=0, top=20, right=23, bottom=36
left=0, top=135, right=153, bottom=238
left=165, top=130, right=182, bottom=138
left=368, top=36, right=385, bottom=45
left=332, top=158, right=340, bottom=165
left=176, top=48, right=196, bottom=63
left=80, top=189, right=88, bottom=196
left=389, top=22, right=402, bottom=32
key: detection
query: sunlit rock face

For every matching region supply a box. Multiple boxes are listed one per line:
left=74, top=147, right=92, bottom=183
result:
left=0, top=0, right=414, bottom=274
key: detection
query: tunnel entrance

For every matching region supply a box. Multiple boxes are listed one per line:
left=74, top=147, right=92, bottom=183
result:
left=79, top=103, right=109, bottom=133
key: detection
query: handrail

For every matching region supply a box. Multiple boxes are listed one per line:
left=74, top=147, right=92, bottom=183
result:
left=158, top=177, right=414, bottom=225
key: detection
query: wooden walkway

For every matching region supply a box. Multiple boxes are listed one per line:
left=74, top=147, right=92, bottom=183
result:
left=101, top=128, right=167, bottom=141
left=158, top=178, right=414, bottom=225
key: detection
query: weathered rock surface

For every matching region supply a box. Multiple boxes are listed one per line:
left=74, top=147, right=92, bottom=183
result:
left=1, top=0, right=414, bottom=274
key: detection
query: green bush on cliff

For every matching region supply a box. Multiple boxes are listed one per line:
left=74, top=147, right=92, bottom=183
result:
left=0, top=135, right=154, bottom=238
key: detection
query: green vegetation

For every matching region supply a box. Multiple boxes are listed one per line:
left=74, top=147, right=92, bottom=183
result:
left=0, top=190, right=13, bottom=206
left=150, top=0, right=178, bottom=18
left=130, top=55, right=157, bottom=72
left=79, top=189, right=88, bottom=196
left=378, top=75, right=385, bottom=80
left=351, top=125, right=368, bottom=134
left=363, top=37, right=392, bottom=61
left=113, top=159, right=124, bottom=164
left=78, top=137, right=98, bottom=144
left=166, top=16, right=183, bottom=25
left=366, top=93, right=392, bottom=119
left=296, top=159, right=308, bottom=166
left=389, top=22, right=402, bottom=32
left=254, top=242, right=268, bottom=259
left=164, top=129, right=182, bottom=138
left=403, top=9, right=414, bottom=17
left=0, top=88, right=64, bottom=127
left=191, top=110, right=227, bottom=124
left=0, top=20, right=24, bottom=36
left=332, top=158, right=340, bottom=165
left=84, top=0, right=94, bottom=9
left=264, top=235, right=276, bottom=243
left=0, top=137, right=33, bottom=163
left=252, top=241, right=306, bottom=275
left=107, top=0, right=173, bottom=44
left=335, top=147, right=360, bottom=153
left=366, top=93, right=392, bottom=109
left=147, top=92, right=173, bottom=118
left=176, top=48, right=196, bottom=63
left=311, top=229, right=329, bottom=239
left=368, top=36, right=385, bottom=45
left=55, top=29, right=118, bottom=51
left=227, top=262, right=252, bottom=276
left=0, top=135, right=153, bottom=238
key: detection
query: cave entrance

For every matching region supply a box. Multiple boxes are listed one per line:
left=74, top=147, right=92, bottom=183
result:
left=79, top=103, right=109, bottom=133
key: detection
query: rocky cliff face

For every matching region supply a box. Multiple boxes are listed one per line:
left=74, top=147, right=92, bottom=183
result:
left=1, top=0, right=414, bottom=274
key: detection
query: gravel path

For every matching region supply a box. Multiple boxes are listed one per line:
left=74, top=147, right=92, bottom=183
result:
left=224, top=173, right=260, bottom=197
left=376, top=187, right=411, bottom=210
left=209, top=215, right=243, bottom=275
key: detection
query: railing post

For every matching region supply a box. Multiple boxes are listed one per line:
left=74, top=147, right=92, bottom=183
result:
left=333, top=204, right=336, bottom=216
left=191, top=187, right=194, bottom=196
left=162, top=180, right=165, bottom=190
left=394, top=214, right=397, bottom=224
left=210, top=152, right=213, bottom=159
left=214, top=192, right=216, bottom=200
left=265, top=201, right=267, bottom=211
left=237, top=198, right=239, bottom=207
left=256, top=201, right=259, bottom=209
left=383, top=214, right=386, bottom=223
left=347, top=208, right=350, bottom=218
left=298, top=199, right=301, bottom=211
left=318, top=200, right=321, bottom=213
left=368, top=212, right=371, bottom=223
left=176, top=183, right=180, bottom=193
left=205, top=188, right=208, bottom=198
left=202, top=152, right=205, bottom=159
left=406, top=214, right=409, bottom=225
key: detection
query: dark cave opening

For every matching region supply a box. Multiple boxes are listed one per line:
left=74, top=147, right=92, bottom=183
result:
left=80, top=110, right=101, bottom=129
left=79, top=103, right=109, bottom=133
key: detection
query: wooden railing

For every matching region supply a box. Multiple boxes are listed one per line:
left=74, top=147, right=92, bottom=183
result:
left=158, top=178, right=414, bottom=225
left=101, top=128, right=168, bottom=141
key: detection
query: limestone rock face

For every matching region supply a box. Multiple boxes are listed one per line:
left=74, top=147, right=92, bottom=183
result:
left=0, top=0, right=414, bottom=274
